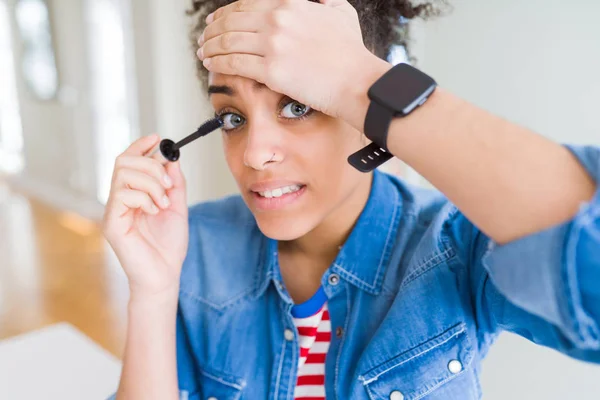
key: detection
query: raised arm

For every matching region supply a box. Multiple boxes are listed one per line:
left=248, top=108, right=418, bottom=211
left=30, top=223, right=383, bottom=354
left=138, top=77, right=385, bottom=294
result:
left=345, top=58, right=597, bottom=245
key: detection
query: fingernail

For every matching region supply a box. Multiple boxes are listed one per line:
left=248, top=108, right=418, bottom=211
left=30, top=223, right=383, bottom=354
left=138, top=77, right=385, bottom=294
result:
left=198, top=32, right=204, bottom=45
left=162, top=195, right=171, bottom=208
left=151, top=204, right=159, bottom=214
left=203, top=58, right=211, bottom=68
left=206, top=12, right=214, bottom=24
left=163, top=174, right=173, bottom=188
left=197, top=46, right=204, bottom=60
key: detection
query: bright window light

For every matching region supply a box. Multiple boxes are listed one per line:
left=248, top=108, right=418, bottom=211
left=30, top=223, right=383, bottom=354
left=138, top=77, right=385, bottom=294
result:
left=0, top=0, right=25, bottom=174
left=85, top=0, right=132, bottom=204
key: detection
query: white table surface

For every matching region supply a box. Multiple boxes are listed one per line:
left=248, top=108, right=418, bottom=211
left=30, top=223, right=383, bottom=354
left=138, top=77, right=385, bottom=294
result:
left=0, top=323, right=121, bottom=400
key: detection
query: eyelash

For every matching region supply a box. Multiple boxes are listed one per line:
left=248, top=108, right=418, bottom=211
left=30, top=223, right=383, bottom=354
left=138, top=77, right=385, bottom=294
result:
left=214, top=99, right=315, bottom=133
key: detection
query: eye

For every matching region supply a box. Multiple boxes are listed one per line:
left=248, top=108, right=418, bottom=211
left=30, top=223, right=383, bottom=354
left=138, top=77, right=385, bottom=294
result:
left=221, top=113, right=246, bottom=131
left=281, top=101, right=311, bottom=119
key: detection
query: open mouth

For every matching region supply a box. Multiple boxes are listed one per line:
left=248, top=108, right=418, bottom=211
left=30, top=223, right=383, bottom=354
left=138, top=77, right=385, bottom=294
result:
left=255, top=184, right=304, bottom=198
left=250, top=184, right=307, bottom=210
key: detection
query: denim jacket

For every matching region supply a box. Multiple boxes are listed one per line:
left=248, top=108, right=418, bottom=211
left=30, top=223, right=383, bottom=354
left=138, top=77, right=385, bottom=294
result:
left=109, top=145, right=600, bottom=400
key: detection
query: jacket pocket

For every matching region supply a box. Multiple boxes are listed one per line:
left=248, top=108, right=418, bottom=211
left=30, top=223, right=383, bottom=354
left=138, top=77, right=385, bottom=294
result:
left=187, top=365, right=246, bottom=400
left=359, top=322, right=474, bottom=400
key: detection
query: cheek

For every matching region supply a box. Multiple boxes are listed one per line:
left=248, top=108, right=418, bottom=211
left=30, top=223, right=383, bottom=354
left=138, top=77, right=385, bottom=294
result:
left=300, top=125, right=361, bottom=173
left=222, top=134, right=246, bottom=178
left=300, top=130, right=359, bottom=195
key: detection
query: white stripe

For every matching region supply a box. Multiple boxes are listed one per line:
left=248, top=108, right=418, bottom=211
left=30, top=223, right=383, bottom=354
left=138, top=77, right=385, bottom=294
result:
left=297, top=357, right=306, bottom=369
left=297, top=363, right=325, bottom=376
left=310, top=341, right=330, bottom=354
left=317, top=320, right=331, bottom=332
left=298, top=336, right=316, bottom=349
left=293, top=311, right=324, bottom=327
left=294, top=384, right=325, bottom=397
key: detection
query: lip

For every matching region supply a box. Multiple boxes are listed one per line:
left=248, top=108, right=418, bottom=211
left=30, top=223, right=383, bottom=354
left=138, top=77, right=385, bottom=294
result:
left=250, top=185, right=307, bottom=211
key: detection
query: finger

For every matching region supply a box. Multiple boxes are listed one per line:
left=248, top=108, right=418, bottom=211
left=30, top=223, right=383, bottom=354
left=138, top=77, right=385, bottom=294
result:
left=165, top=160, right=185, bottom=190
left=115, top=189, right=159, bottom=216
left=319, top=0, right=346, bottom=5
left=199, top=32, right=265, bottom=61
left=203, top=54, right=267, bottom=84
left=317, top=0, right=356, bottom=14
left=207, top=0, right=278, bottom=24
left=114, top=169, right=171, bottom=210
left=122, top=134, right=160, bottom=157
left=115, top=155, right=173, bottom=189
left=319, top=0, right=352, bottom=7
left=144, top=141, right=173, bottom=166
left=199, top=12, right=265, bottom=46
left=164, top=160, right=187, bottom=211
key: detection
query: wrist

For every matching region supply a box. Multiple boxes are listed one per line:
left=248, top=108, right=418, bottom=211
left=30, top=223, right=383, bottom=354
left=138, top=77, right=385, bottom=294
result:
left=340, top=52, right=392, bottom=132
left=128, top=284, right=180, bottom=310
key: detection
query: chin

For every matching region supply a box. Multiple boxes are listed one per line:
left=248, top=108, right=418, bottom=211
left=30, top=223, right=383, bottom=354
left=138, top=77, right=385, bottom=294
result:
left=253, top=214, right=316, bottom=241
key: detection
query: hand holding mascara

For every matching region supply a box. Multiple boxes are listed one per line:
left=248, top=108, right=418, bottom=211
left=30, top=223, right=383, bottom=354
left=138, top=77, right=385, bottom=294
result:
left=102, top=116, right=223, bottom=301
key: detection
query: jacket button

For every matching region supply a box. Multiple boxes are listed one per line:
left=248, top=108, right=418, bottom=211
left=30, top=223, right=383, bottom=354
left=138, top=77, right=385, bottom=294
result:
left=284, top=329, right=295, bottom=341
left=328, top=273, right=340, bottom=286
left=207, top=397, right=218, bottom=400
left=448, top=359, right=463, bottom=374
left=389, top=390, right=404, bottom=400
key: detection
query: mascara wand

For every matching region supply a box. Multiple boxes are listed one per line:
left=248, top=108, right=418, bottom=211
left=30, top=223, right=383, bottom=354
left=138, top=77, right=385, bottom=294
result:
left=158, top=116, right=224, bottom=162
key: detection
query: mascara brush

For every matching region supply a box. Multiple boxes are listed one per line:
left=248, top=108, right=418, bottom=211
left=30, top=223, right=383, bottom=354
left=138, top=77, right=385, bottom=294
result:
left=154, top=116, right=224, bottom=163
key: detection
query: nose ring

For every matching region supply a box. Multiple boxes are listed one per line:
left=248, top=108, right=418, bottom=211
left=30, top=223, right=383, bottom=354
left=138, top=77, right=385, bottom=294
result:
left=243, top=153, right=276, bottom=168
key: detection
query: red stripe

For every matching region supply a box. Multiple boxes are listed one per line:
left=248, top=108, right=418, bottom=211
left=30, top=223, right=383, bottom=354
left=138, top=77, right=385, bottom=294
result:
left=305, top=353, right=326, bottom=363
left=293, top=303, right=329, bottom=400
left=297, top=326, right=318, bottom=337
left=300, top=347, right=310, bottom=358
left=297, top=375, right=325, bottom=385
left=295, top=397, right=325, bottom=400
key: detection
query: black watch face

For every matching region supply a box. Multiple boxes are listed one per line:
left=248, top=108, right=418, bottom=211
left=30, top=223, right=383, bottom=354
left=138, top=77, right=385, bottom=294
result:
left=368, top=63, right=437, bottom=116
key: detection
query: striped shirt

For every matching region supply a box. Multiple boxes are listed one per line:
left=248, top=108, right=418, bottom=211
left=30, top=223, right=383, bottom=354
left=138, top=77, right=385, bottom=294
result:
left=291, top=286, right=330, bottom=400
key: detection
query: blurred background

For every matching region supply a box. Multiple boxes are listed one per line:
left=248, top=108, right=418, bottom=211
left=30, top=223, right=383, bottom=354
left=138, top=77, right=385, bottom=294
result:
left=0, top=0, right=598, bottom=399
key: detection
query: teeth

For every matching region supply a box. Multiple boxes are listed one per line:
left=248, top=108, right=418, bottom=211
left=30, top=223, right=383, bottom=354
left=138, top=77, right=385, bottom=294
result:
left=258, top=185, right=302, bottom=198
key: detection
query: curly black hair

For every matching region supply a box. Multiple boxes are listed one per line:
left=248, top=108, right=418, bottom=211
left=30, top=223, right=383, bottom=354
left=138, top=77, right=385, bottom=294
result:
left=187, top=0, right=442, bottom=90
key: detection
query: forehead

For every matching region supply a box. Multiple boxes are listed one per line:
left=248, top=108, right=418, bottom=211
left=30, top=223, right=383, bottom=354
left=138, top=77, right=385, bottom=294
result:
left=207, top=71, right=272, bottom=98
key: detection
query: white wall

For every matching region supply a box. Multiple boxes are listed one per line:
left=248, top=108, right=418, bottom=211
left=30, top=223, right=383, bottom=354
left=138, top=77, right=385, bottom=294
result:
left=411, top=0, right=600, bottom=145
left=410, top=0, right=600, bottom=399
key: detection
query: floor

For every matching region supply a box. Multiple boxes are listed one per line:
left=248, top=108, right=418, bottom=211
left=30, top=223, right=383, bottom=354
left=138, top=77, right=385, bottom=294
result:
left=0, top=178, right=127, bottom=358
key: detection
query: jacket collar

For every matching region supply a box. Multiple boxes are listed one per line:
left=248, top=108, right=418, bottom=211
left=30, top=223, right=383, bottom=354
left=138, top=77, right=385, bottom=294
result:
left=254, top=169, right=403, bottom=299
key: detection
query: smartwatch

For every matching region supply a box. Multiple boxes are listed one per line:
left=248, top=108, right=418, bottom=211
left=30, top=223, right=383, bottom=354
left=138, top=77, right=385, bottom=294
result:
left=348, top=63, right=437, bottom=173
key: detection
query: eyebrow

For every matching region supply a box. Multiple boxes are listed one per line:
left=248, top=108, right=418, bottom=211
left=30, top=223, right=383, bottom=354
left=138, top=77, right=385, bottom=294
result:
left=207, top=81, right=267, bottom=97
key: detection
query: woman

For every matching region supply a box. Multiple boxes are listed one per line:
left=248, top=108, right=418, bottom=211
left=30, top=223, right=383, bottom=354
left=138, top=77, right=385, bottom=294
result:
left=104, top=0, right=600, bottom=399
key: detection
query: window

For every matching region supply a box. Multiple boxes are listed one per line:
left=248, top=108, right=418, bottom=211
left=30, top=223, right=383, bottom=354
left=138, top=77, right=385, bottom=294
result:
left=0, top=0, right=25, bottom=174
left=85, top=0, right=135, bottom=203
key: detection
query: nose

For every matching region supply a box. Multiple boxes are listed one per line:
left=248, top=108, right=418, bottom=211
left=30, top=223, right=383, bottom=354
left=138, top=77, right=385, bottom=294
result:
left=243, top=118, right=284, bottom=171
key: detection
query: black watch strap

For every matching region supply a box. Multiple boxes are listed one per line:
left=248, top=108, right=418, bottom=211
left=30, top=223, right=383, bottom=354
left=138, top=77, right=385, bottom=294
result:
left=364, top=100, right=394, bottom=151
left=347, top=101, right=395, bottom=172
left=347, top=142, right=393, bottom=173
